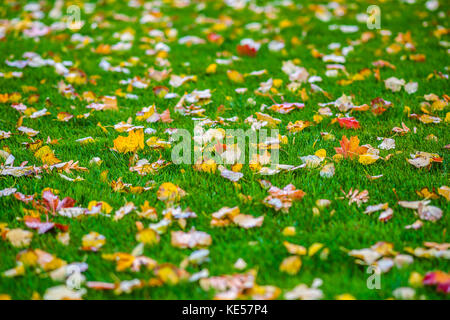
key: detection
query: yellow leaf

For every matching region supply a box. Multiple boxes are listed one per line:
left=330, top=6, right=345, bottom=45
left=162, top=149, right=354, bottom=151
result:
left=113, top=129, right=144, bottom=153
left=308, top=243, right=324, bottom=256
left=146, top=136, right=171, bottom=149
left=81, top=232, right=106, bottom=251
left=279, top=19, right=293, bottom=28
left=34, top=146, right=61, bottom=165
left=279, top=256, right=302, bottom=275
left=313, top=114, right=323, bottom=123
left=155, top=265, right=180, bottom=285
left=315, top=149, right=326, bottom=159
left=416, top=187, right=439, bottom=200
left=100, top=170, right=109, bottom=182
left=31, top=292, right=41, bottom=300
left=227, top=70, right=244, bottom=83
left=137, top=201, right=158, bottom=219
left=283, top=241, right=307, bottom=255
left=419, top=114, right=441, bottom=124
left=88, top=201, right=112, bottom=214
left=437, top=186, right=450, bottom=201
left=157, top=182, right=186, bottom=203
left=56, top=112, right=73, bottom=122
left=431, top=100, right=446, bottom=111
left=77, top=137, right=95, bottom=145
left=273, top=79, right=283, bottom=88
left=445, top=112, right=450, bottom=123
left=18, top=250, right=38, bottom=266
left=287, top=120, right=311, bottom=133
left=232, top=163, right=243, bottom=172
left=256, top=112, right=281, bottom=127
left=136, top=105, right=157, bottom=122
left=194, top=159, right=217, bottom=173
left=136, top=228, right=160, bottom=246
left=408, top=272, right=423, bottom=287
left=359, top=153, right=379, bottom=165
left=336, top=293, right=356, bottom=300
left=333, top=154, right=344, bottom=163
left=282, top=226, right=296, bottom=236
left=97, top=122, right=108, bottom=133
left=206, top=63, right=217, bottom=74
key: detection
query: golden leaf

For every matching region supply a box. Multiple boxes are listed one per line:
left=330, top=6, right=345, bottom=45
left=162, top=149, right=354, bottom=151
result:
left=157, top=182, right=186, bottom=203
left=113, top=129, right=144, bottom=153
left=359, top=153, right=380, bottom=165
left=279, top=256, right=302, bottom=275
left=34, top=146, right=61, bottom=165
left=227, top=70, right=244, bottom=83
left=136, top=228, right=160, bottom=246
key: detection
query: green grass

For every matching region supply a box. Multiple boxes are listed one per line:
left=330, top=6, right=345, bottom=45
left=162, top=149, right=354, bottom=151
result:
left=0, top=0, right=449, bottom=300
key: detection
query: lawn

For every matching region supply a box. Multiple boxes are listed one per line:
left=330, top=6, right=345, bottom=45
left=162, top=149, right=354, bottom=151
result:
left=0, top=0, right=448, bottom=300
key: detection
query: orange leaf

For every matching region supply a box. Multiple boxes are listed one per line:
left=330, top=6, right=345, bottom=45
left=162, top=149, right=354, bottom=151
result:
left=335, top=136, right=368, bottom=159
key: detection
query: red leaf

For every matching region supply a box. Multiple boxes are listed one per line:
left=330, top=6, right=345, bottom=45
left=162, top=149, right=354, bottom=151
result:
left=14, top=192, right=34, bottom=203
left=42, top=190, right=75, bottom=214
left=337, top=117, right=360, bottom=129
left=54, top=223, right=69, bottom=232
left=423, top=271, right=450, bottom=294
left=42, top=190, right=59, bottom=213
left=207, top=33, right=223, bottom=44
left=371, top=97, right=392, bottom=115
left=237, top=44, right=258, bottom=57
left=24, top=216, right=55, bottom=234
